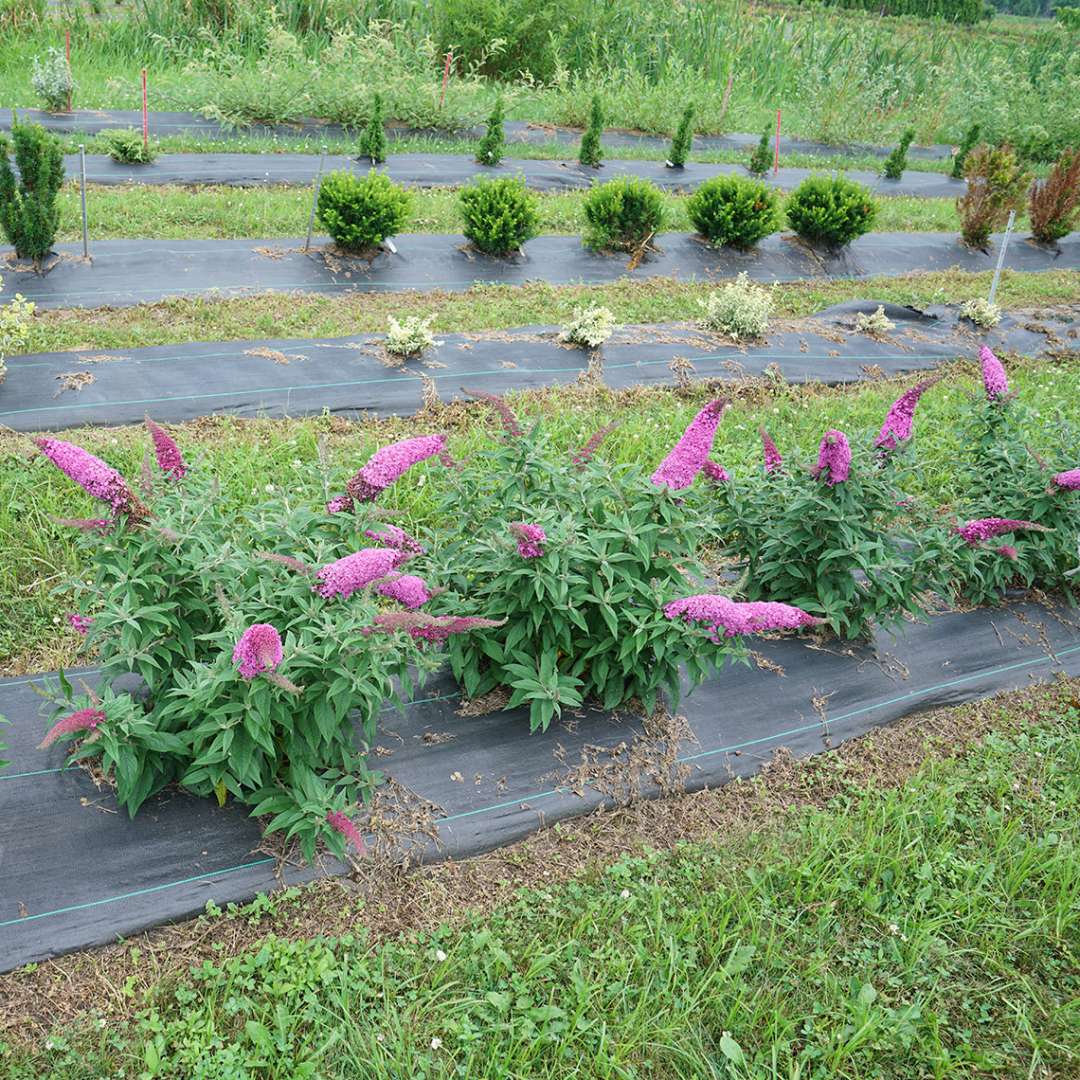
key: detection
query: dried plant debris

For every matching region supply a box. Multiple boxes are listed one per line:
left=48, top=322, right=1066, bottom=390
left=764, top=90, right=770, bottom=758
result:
left=243, top=346, right=306, bottom=364
left=53, top=370, right=95, bottom=395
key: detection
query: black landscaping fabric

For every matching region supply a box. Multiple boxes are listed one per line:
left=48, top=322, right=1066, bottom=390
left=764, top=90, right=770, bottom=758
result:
left=4, top=303, right=1079, bottom=433
left=2, top=600, right=1079, bottom=972
left=64, top=152, right=966, bottom=197
left=3, top=232, right=1077, bottom=311
left=5, top=109, right=954, bottom=161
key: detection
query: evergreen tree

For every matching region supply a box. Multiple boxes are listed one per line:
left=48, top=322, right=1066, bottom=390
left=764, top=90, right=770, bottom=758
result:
left=579, top=96, right=604, bottom=169
left=359, top=94, right=388, bottom=164
left=951, top=123, right=981, bottom=180
left=476, top=98, right=505, bottom=166
left=882, top=128, right=915, bottom=180
left=668, top=103, right=695, bottom=168
left=0, top=121, right=64, bottom=265
left=748, top=129, right=771, bottom=177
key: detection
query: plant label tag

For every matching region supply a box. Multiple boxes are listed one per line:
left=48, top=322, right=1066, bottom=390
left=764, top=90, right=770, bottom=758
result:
left=385, top=239, right=398, bottom=255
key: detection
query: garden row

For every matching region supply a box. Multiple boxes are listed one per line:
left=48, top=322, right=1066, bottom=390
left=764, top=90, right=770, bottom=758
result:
left=18, top=347, right=1080, bottom=865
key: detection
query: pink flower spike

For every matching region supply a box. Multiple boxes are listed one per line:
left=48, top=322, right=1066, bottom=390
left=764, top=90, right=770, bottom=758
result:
left=35, top=437, right=139, bottom=516
left=326, top=810, right=367, bottom=855
left=377, top=573, right=434, bottom=609
left=1051, top=468, right=1080, bottom=491
left=364, top=611, right=506, bottom=644
left=812, top=429, right=851, bottom=486
left=53, top=517, right=113, bottom=533
left=664, top=594, right=823, bottom=642
left=995, top=545, right=1019, bottom=560
left=344, top=435, right=448, bottom=504
left=760, top=427, right=783, bottom=474
left=510, top=522, right=546, bottom=558
left=68, top=613, right=93, bottom=636
left=145, top=417, right=186, bottom=480
left=572, top=422, right=618, bottom=467
left=463, top=387, right=522, bottom=437
left=39, top=707, right=105, bottom=749
left=979, top=345, right=1009, bottom=401
left=651, top=399, right=727, bottom=490
left=955, top=517, right=1046, bottom=546
left=364, top=524, right=426, bottom=555
left=701, top=460, right=729, bottom=483
left=874, top=378, right=939, bottom=451
left=315, top=548, right=410, bottom=600
left=232, top=624, right=284, bottom=680
left=326, top=494, right=355, bottom=514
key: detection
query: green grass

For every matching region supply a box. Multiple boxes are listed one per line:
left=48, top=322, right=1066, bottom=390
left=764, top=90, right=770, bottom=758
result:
left=4, top=688, right=1077, bottom=1077
left=4, top=350, right=1079, bottom=672
left=57, top=183, right=968, bottom=241
left=19, top=270, right=1080, bottom=355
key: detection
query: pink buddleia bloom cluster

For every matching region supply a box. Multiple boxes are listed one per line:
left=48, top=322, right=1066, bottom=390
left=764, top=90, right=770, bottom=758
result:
left=364, top=611, right=505, bottom=644
left=464, top=387, right=522, bottom=437
left=701, top=460, right=730, bottom=483
left=812, top=429, right=852, bottom=486
left=315, top=548, right=409, bottom=599
left=329, top=435, right=448, bottom=511
left=145, top=418, right=187, bottom=480
left=232, top=624, right=284, bottom=679
left=995, top=545, right=1019, bottom=560
left=377, top=573, right=434, bottom=609
left=979, top=345, right=1009, bottom=401
left=760, top=428, right=783, bottom=474
left=364, top=524, right=426, bottom=555
left=510, top=522, right=546, bottom=558
left=1051, top=469, right=1080, bottom=491
left=650, top=399, right=727, bottom=490
left=572, top=422, right=617, bottom=467
left=664, top=594, right=823, bottom=642
left=955, top=518, right=1045, bottom=546
left=35, top=437, right=139, bottom=517
left=39, top=707, right=106, bottom=750
left=326, top=810, right=367, bottom=855
left=68, top=613, right=93, bottom=636
left=53, top=516, right=114, bottom=534
left=874, top=378, right=938, bottom=452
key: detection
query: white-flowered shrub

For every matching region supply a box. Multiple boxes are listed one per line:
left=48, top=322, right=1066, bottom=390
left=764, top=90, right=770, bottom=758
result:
left=854, top=304, right=895, bottom=337
left=31, top=47, right=74, bottom=112
left=385, top=314, right=439, bottom=358
left=0, top=280, right=35, bottom=383
left=959, top=297, right=1002, bottom=328
left=557, top=305, right=616, bottom=349
left=698, top=273, right=772, bottom=339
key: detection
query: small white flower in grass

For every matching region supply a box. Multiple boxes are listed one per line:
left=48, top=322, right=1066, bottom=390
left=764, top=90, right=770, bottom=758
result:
left=888, top=922, right=900, bottom=935
left=375, top=1033, right=385, bottom=1043
left=435, top=948, right=447, bottom=962
left=291, top=458, right=302, bottom=468
left=430, top=1036, right=443, bottom=1051
left=620, top=888, right=630, bottom=899
left=265, top=483, right=275, bottom=493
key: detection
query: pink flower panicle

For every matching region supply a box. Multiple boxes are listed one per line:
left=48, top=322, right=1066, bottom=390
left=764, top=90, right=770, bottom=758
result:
left=979, top=345, right=1009, bottom=402
left=364, top=612, right=505, bottom=644
left=956, top=518, right=1045, bottom=546
left=701, top=460, right=730, bottom=484
left=232, top=624, right=284, bottom=680
left=377, top=573, right=435, bottom=609
left=145, top=418, right=187, bottom=480
left=35, top=438, right=139, bottom=517
left=68, top=613, right=93, bottom=636
left=874, top=378, right=939, bottom=452
left=327, top=494, right=355, bottom=514
left=760, top=428, right=783, bottom=474
left=572, top=422, right=617, bottom=467
left=663, top=594, right=824, bottom=643
left=364, top=524, right=426, bottom=555
left=39, top=707, right=106, bottom=750
left=335, top=434, right=448, bottom=507
left=812, top=429, right=852, bottom=486
left=315, top=548, right=409, bottom=600
left=1051, top=469, right=1080, bottom=491
left=996, top=545, right=1019, bottom=560
left=463, top=387, right=522, bottom=437
left=650, top=399, right=727, bottom=490
left=510, top=522, right=546, bottom=558
left=326, top=810, right=367, bottom=855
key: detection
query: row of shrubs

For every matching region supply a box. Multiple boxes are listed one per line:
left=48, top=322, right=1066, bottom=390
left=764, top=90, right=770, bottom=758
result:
left=24, top=347, right=1080, bottom=860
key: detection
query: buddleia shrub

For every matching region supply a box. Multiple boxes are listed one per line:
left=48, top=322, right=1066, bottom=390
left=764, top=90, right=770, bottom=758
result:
left=459, top=175, right=540, bottom=255
left=317, top=169, right=410, bottom=253
left=785, top=175, right=877, bottom=250
left=34, top=426, right=488, bottom=861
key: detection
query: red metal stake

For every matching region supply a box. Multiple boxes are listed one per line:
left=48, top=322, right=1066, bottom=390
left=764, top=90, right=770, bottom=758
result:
left=141, top=68, right=149, bottom=151
left=65, top=29, right=72, bottom=112
left=439, top=50, right=452, bottom=110
left=774, top=108, right=781, bottom=176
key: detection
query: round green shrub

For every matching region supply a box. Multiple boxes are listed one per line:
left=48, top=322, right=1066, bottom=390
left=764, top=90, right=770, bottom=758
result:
left=316, top=169, right=410, bottom=253
left=582, top=176, right=666, bottom=252
left=785, top=175, right=877, bottom=250
left=685, top=175, right=779, bottom=250
left=459, top=176, right=540, bottom=255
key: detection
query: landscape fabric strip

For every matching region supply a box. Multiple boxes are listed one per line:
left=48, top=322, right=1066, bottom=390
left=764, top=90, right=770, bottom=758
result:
left=3, top=303, right=1077, bottom=433
left=2, top=232, right=1077, bottom=311
left=4, top=110, right=955, bottom=161
left=0, top=601, right=1078, bottom=972
left=61, top=152, right=967, bottom=198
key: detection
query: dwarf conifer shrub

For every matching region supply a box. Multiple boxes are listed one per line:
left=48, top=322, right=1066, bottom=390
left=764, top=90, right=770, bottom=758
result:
left=31, top=46, right=73, bottom=112
left=786, top=175, right=877, bottom=250
left=882, top=128, right=915, bottom=180
left=951, top=123, right=981, bottom=180
left=748, top=129, right=771, bottom=177
left=0, top=122, right=64, bottom=264
left=582, top=176, right=665, bottom=252
left=102, top=128, right=158, bottom=164
left=358, top=93, right=388, bottom=164
left=459, top=175, right=540, bottom=255
left=317, top=169, right=410, bottom=253
left=579, top=95, right=604, bottom=169
left=685, top=175, right=779, bottom=249
left=476, top=97, right=505, bottom=166
left=668, top=103, right=695, bottom=168
left=1028, top=148, right=1080, bottom=244
left=957, top=143, right=1031, bottom=249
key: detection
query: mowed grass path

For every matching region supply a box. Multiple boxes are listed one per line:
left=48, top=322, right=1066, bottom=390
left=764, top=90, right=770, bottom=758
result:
left=4, top=683, right=1077, bottom=1077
